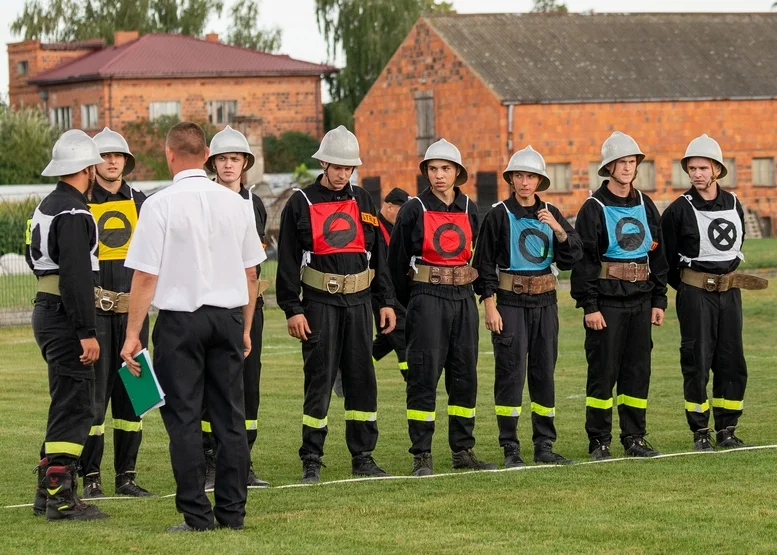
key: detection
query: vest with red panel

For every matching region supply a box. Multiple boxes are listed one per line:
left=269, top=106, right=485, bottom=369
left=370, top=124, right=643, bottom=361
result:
left=414, top=195, right=473, bottom=267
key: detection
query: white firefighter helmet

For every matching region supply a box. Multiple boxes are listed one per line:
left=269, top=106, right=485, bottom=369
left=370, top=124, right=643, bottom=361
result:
left=503, top=145, right=551, bottom=192
left=205, top=125, right=255, bottom=173
left=419, top=138, right=468, bottom=186
left=312, top=125, right=362, bottom=166
left=41, top=129, right=104, bottom=177
left=93, top=127, right=135, bottom=175
left=681, top=134, right=727, bottom=179
left=598, top=131, right=645, bottom=177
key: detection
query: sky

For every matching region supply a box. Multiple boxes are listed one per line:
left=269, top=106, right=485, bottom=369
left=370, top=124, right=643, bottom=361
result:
left=1, top=0, right=775, bottom=102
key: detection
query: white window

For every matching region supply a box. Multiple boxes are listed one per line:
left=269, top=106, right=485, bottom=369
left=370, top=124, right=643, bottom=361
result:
left=208, top=100, right=237, bottom=125
left=752, top=158, right=774, bottom=187
left=634, top=160, right=655, bottom=191
left=81, top=104, right=98, bottom=129
left=719, top=158, right=736, bottom=188
left=671, top=161, right=687, bottom=189
left=49, top=106, right=72, bottom=130
left=149, top=101, right=181, bottom=121
left=546, top=163, right=571, bottom=193
left=588, top=162, right=601, bottom=189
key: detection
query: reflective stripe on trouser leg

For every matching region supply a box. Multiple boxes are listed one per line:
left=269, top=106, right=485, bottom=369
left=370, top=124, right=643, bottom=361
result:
left=615, top=299, right=652, bottom=441
left=525, top=304, right=560, bottom=445
left=446, top=296, right=479, bottom=453
left=492, top=304, right=526, bottom=450
left=710, top=288, right=747, bottom=430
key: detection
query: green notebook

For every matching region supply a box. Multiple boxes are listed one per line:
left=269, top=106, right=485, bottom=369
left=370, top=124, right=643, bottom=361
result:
left=118, top=348, right=166, bottom=418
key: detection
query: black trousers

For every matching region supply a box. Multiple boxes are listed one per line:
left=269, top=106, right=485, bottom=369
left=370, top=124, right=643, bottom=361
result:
left=372, top=298, right=407, bottom=377
left=80, top=312, right=149, bottom=477
left=406, top=294, right=479, bottom=455
left=203, top=306, right=263, bottom=454
left=299, top=299, right=378, bottom=460
left=676, top=284, right=747, bottom=432
left=32, top=294, right=95, bottom=466
left=493, top=304, right=559, bottom=450
left=584, top=298, right=653, bottom=450
left=153, top=306, right=248, bottom=530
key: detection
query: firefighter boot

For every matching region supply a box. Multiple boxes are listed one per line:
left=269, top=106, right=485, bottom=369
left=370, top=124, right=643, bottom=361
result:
left=503, top=445, right=524, bottom=468
left=82, top=472, right=105, bottom=499
left=247, top=462, right=270, bottom=488
left=693, top=428, right=714, bottom=451
left=45, top=465, right=108, bottom=521
left=301, top=456, right=324, bottom=483
left=352, top=454, right=390, bottom=477
left=116, top=472, right=155, bottom=497
left=32, top=458, right=48, bottom=516
left=623, top=435, right=661, bottom=457
left=716, top=427, right=746, bottom=449
left=451, top=449, right=498, bottom=471
left=589, top=440, right=613, bottom=461
left=412, top=453, right=433, bottom=476
left=534, top=442, right=575, bottom=465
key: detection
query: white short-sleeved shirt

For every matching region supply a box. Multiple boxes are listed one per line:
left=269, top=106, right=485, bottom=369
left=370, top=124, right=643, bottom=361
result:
left=125, top=169, right=266, bottom=312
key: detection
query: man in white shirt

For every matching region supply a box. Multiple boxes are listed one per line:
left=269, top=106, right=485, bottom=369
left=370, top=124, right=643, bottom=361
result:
left=120, top=122, right=265, bottom=532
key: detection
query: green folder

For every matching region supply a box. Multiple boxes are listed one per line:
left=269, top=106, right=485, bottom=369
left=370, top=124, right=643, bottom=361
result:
left=118, top=348, right=166, bottom=418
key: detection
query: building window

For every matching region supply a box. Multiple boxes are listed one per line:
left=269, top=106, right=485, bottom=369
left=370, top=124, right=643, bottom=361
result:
left=546, top=163, right=571, bottom=193
left=671, top=161, right=687, bottom=189
left=362, top=176, right=381, bottom=209
left=588, top=162, right=601, bottom=189
left=719, top=158, right=736, bottom=188
left=208, top=100, right=237, bottom=125
left=414, top=91, right=435, bottom=156
left=149, top=101, right=181, bottom=121
left=752, top=158, right=775, bottom=187
left=49, top=106, right=72, bottom=130
left=634, top=160, right=655, bottom=191
left=81, top=104, right=98, bottom=129
left=17, top=61, right=28, bottom=75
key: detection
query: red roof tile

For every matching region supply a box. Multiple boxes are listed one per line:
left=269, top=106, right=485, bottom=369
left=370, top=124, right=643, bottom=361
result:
left=30, top=33, right=336, bottom=84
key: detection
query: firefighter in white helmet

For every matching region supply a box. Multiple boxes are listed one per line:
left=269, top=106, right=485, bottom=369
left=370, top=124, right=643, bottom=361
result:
left=660, top=134, right=767, bottom=451
left=27, top=129, right=108, bottom=520
left=571, top=131, right=669, bottom=461
left=276, top=126, right=396, bottom=483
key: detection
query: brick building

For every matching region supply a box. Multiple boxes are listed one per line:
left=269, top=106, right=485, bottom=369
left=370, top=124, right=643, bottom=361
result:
left=355, top=13, right=777, bottom=235
left=8, top=31, right=335, bottom=178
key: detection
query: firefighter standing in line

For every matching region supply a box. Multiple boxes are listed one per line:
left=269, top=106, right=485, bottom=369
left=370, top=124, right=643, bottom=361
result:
left=276, top=126, right=396, bottom=483
left=334, top=186, right=411, bottom=397
left=388, top=138, right=496, bottom=476
left=78, top=128, right=154, bottom=499
left=472, top=146, right=582, bottom=468
left=571, top=131, right=669, bottom=460
left=660, top=135, right=767, bottom=450
left=28, top=129, right=108, bottom=520
left=202, top=125, right=270, bottom=489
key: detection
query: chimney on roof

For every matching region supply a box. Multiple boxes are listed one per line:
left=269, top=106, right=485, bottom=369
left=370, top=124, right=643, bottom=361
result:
left=205, top=33, right=220, bottom=43
left=114, top=30, right=139, bottom=46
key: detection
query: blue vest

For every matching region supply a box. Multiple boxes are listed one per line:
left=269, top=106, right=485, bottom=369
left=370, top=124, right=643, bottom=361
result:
left=499, top=202, right=554, bottom=271
left=590, top=190, right=652, bottom=260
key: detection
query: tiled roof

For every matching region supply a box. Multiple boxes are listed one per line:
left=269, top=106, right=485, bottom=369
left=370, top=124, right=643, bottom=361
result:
left=426, top=13, right=777, bottom=103
left=30, top=33, right=336, bottom=84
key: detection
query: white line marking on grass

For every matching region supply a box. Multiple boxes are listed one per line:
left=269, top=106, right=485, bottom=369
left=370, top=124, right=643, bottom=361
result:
left=6, top=445, right=777, bottom=508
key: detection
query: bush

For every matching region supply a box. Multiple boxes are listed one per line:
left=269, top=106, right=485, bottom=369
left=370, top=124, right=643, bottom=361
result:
left=263, top=131, right=319, bottom=173
left=0, top=105, right=58, bottom=185
left=0, top=197, right=39, bottom=255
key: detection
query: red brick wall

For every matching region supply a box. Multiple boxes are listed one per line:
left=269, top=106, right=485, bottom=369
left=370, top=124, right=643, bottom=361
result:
left=355, top=19, right=777, bottom=235
left=45, top=82, right=104, bottom=131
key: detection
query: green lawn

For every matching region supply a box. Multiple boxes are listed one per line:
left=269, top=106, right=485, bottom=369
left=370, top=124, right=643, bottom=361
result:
left=1, top=281, right=776, bottom=553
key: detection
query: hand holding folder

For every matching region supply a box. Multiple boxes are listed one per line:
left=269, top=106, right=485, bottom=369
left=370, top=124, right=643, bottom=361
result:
left=118, top=349, right=166, bottom=418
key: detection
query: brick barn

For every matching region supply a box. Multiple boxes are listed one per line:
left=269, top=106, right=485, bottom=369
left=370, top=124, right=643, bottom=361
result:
left=355, top=13, right=777, bottom=235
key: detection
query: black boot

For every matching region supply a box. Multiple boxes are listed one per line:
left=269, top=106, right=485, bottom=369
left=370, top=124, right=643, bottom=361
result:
left=301, top=456, right=324, bottom=483
left=623, top=435, right=661, bottom=457
left=412, top=453, right=433, bottom=476
left=589, top=440, right=613, bottom=461
left=116, top=472, right=155, bottom=497
left=45, top=465, right=108, bottom=521
left=82, top=472, right=105, bottom=499
left=204, top=448, right=216, bottom=492
left=352, top=454, right=390, bottom=477
left=32, top=458, right=48, bottom=516
left=716, top=426, right=745, bottom=449
left=451, top=449, right=497, bottom=471
left=247, top=462, right=270, bottom=488
left=693, top=428, right=714, bottom=451
left=503, top=446, right=524, bottom=468
left=534, top=442, right=574, bottom=465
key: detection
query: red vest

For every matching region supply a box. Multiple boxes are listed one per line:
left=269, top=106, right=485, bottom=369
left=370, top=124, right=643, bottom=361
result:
left=300, top=190, right=366, bottom=255
left=418, top=197, right=473, bottom=267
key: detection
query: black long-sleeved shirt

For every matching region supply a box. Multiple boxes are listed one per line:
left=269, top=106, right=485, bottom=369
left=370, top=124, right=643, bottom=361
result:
left=570, top=182, right=668, bottom=314
left=473, top=194, right=582, bottom=308
left=239, top=184, right=268, bottom=307
left=27, top=181, right=98, bottom=338
left=660, top=186, right=745, bottom=291
left=388, top=187, right=479, bottom=307
left=276, top=176, right=394, bottom=319
left=89, top=180, right=146, bottom=295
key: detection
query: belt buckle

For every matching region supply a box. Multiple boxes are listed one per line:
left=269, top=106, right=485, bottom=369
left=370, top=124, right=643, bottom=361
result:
left=629, top=262, right=638, bottom=283
left=512, top=276, right=525, bottom=294
left=99, top=294, right=115, bottom=312
left=704, top=275, right=718, bottom=292
left=326, top=276, right=341, bottom=294
left=429, top=267, right=441, bottom=285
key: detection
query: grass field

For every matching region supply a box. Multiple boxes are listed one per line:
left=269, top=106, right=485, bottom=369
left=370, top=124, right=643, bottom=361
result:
left=1, top=282, right=777, bottom=553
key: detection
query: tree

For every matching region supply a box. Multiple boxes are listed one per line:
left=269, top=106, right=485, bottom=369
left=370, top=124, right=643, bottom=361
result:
left=225, top=0, right=282, bottom=52
left=263, top=131, right=320, bottom=174
left=0, top=104, right=58, bottom=185
left=315, top=0, right=453, bottom=129
left=531, top=0, right=568, bottom=13
left=11, top=0, right=224, bottom=44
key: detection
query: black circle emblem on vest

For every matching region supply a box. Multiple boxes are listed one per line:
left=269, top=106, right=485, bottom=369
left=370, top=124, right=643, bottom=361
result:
left=708, top=218, right=736, bottom=251
left=433, top=223, right=466, bottom=259
left=323, top=212, right=357, bottom=248
left=97, top=211, right=132, bottom=248
left=615, top=217, right=646, bottom=252
left=519, top=228, right=550, bottom=264
left=30, top=224, right=42, bottom=261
